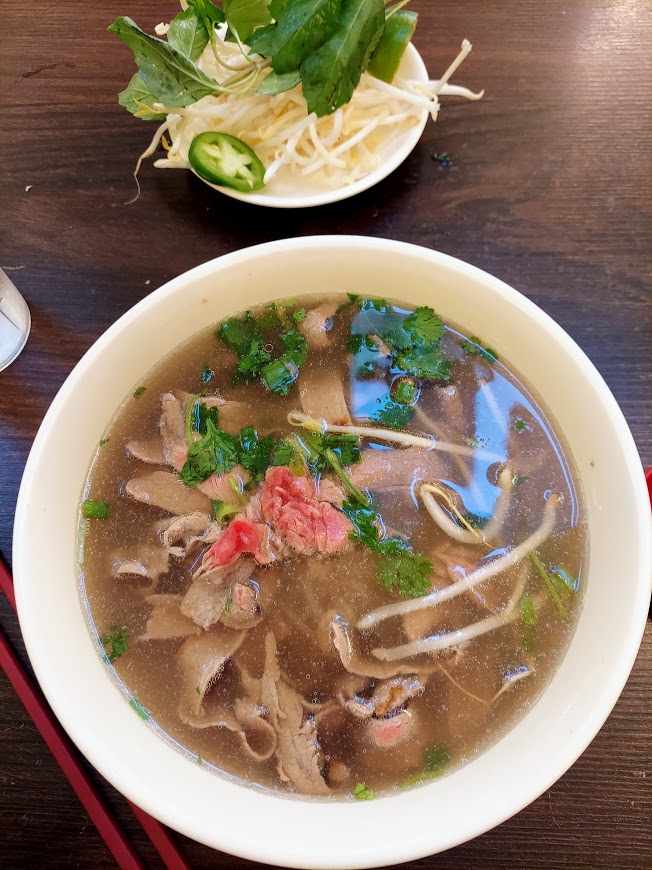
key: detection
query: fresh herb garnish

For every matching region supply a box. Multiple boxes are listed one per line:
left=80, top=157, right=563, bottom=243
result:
left=100, top=626, right=131, bottom=663
left=201, top=363, right=213, bottom=382
left=529, top=551, right=569, bottom=620
left=223, top=596, right=233, bottom=613
left=239, top=425, right=277, bottom=485
left=112, top=0, right=403, bottom=124
left=400, top=745, right=451, bottom=787
left=371, top=398, right=415, bottom=430
left=353, top=782, right=376, bottom=800
left=129, top=697, right=150, bottom=720
left=99, top=437, right=110, bottom=447
left=460, top=335, right=498, bottom=364
left=354, top=302, right=452, bottom=382
left=342, top=498, right=433, bottom=598
left=391, top=377, right=418, bottom=405
left=82, top=500, right=112, bottom=520
left=133, top=386, right=146, bottom=398
left=520, top=594, right=536, bottom=650
left=346, top=333, right=378, bottom=354
left=212, top=500, right=241, bottom=524
left=292, top=308, right=307, bottom=324
left=551, top=566, right=578, bottom=593
left=514, top=418, right=527, bottom=432
left=218, top=310, right=307, bottom=395
left=180, top=418, right=240, bottom=487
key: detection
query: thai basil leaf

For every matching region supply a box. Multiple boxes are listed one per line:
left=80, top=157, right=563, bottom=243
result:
left=269, top=0, right=289, bottom=18
left=300, top=0, right=385, bottom=117
left=272, top=0, right=341, bottom=75
left=167, top=5, right=210, bottom=60
left=246, top=22, right=278, bottom=57
left=108, top=16, right=218, bottom=107
left=256, top=69, right=301, bottom=94
left=117, top=73, right=167, bottom=120
left=224, top=0, right=273, bottom=42
left=187, top=0, right=226, bottom=26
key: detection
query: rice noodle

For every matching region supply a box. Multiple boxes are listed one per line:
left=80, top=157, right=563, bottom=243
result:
left=145, top=34, right=481, bottom=192
left=357, top=493, right=560, bottom=630
left=287, top=411, right=502, bottom=459
left=420, top=465, right=514, bottom=545
left=371, top=560, right=528, bottom=660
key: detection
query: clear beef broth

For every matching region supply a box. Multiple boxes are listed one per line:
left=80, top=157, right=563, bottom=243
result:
left=81, top=294, right=586, bottom=797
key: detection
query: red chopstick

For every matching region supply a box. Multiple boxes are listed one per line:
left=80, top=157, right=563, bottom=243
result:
left=0, top=557, right=190, bottom=870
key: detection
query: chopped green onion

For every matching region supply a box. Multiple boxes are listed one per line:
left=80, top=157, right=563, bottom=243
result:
left=132, top=386, right=146, bottom=398
left=201, top=363, right=213, bottom=383
left=353, top=782, right=375, bottom=800
left=391, top=377, right=418, bottom=405
left=99, top=437, right=110, bottom=447
left=212, top=500, right=240, bottom=524
left=529, top=552, right=568, bottom=620
left=551, top=566, right=578, bottom=594
left=271, top=444, right=295, bottom=466
left=292, top=308, right=307, bottom=324
left=520, top=594, right=536, bottom=650
left=261, top=358, right=297, bottom=395
left=129, top=698, right=149, bottom=720
left=82, top=500, right=111, bottom=520
left=514, top=419, right=527, bottom=432
left=324, top=448, right=371, bottom=507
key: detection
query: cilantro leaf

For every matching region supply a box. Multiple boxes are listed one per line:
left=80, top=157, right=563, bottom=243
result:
left=239, top=425, right=277, bottom=485
left=100, top=626, right=131, bottom=663
left=377, top=549, right=433, bottom=598
left=395, top=346, right=451, bottom=381
left=179, top=418, right=239, bottom=487
left=371, top=399, right=415, bottom=430
left=197, top=402, right=219, bottom=434
left=402, top=306, right=445, bottom=346
left=459, top=335, right=498, bottom=364
left=217, top=311, right=260, bottom=356
left=235, top=338, right=272, bottom=380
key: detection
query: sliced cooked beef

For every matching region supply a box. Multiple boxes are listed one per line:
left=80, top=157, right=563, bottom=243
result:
left=141, top=594, right=201, bottom=640
left=330, top=612, right=440, bottom=678
left=350, top=446, right=442, bottom=490
left=297, top=301, right=339, bottom=350
left=370, top=676, right=425, bottom=717
left=233, top=697, right=277, bottom=762
left=299, top=366, right=351, bottom=426
left=367, top=709, right=414, bottom=748
left=220, top=581, right=263, bottom=629
left=126, top=438, right=165, bottom=465
left=160, top=392, right=188, bottom=471
left=111, top=523, right=171, bottom=594
left=315, top=477, right=346, bottom=508
left=125, top=470, right=212, bottom=515
left=201, top=517, right=276, bottom=570
left=181, top=560, right=254, bottom=630
left=197, top=466, right=250, bottom=501
left=177, top=628, right=246, bottom=725
left=161, top=512, right=220, bottom=558
left=261, top=633, right=330, bottom=796
left=260, top=467, right=352, bottom=556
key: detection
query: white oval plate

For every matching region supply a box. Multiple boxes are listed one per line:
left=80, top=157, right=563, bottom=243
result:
left=197, top=45, right=429, bottom=208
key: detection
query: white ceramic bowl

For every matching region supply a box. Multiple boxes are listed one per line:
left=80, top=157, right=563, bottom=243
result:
left=195, top=44, right=429, bottom=208
left=14, top=237, right=651, bottom=868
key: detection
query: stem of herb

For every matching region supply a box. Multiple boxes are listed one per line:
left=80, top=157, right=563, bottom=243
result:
left=324, top=448, right=371, bottom=507
left=529, top=552, right=568, bottom=620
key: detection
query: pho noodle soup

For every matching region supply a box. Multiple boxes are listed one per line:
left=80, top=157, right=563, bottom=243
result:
left=80, top=294, right=586, bottom=798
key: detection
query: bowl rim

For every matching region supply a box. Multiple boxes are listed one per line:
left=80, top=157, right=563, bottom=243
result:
left=13, top=236, right=652, bottom=868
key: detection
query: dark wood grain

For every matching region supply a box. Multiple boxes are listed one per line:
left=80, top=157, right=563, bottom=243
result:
left=0, top=0, right=650, bottom=867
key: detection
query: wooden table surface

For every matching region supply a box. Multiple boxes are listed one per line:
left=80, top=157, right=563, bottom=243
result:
left=1, top=0, right=650, bottom=867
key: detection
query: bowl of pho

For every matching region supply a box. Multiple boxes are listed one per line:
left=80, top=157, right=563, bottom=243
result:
left=13, top=237, right=651, bottom=868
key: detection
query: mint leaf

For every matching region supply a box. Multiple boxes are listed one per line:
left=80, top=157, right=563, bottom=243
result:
left=300, top=0, right=385, bottom=117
